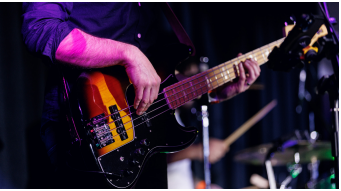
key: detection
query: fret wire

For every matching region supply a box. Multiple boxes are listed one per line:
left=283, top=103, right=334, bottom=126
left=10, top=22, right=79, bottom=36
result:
left=218, top=66, right=227, bottom=83
left=215, top=67, right=223, bottom=86
left=165, top=65, right=238, bottom=109
left=205, top=71, right=213, bottom=91
left=167, top=72, right=228, bottom=109
left=172, top=88, right=180, bottom=108
left=252, top=51, right=258, bottom=61
left=189, top=81, right=196, bottom=98
left=266, top=44, right=270, bottom=57
left=185, top=82, right=191, bottom=101
left=164, top=38, right=285, bottom=99
left=212, top=69, right=220, bottom=88
left=227, top=68, right=231, bottom=81
left=261, top=46, right=266, bottom=63
left=179, top=83, right=186, bottom=102
left=248, top=50, right=253, bottom=60
left=169, top=69, right=238, bottom=109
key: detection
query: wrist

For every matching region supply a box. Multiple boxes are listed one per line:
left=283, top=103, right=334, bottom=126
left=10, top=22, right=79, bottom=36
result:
left=120, top=44, right=139, bottom=67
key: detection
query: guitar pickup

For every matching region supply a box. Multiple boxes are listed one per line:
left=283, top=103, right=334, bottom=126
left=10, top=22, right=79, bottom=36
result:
left=141, top=113, right=152, bottom=127
left=109, top=105, right=128, bottom=141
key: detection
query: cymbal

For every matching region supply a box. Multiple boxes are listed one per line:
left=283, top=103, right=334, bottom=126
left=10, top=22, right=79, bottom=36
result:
left=234, top=141, right=333, bottom=166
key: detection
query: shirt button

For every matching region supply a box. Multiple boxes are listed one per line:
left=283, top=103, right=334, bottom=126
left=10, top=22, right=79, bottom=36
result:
left=137, top=33, right=141, bottom=38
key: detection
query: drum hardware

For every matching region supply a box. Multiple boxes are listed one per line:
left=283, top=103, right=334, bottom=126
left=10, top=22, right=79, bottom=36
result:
left=235, top=130, right=333, bottom=189
left=268, top=9, right=339, bottom=187
left=235, top=140, right=333, bottom=166
left=196, top=100, right=277, bottom=189
left=280, top=163, right=302, bottom=189
left=306, top=158, right=320, bottom=188
left=234, top=129, right=333, bottom=166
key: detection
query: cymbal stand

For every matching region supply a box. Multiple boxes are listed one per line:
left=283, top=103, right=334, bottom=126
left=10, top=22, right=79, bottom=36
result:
left=265, top=145, right=278, bottom=189
left=201, top=105, right=211, bottom=189
left=265, top=138, right=301, bottom=189
left=307, top=160, right=320, bottom=188
left=280, top=164, right=302, bottom=189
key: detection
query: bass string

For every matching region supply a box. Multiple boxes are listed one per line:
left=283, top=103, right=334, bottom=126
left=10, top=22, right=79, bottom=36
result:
left=99, top=63, right=234, bottom=130
left=100, top=39, right=287, bottom=141
left=106, top=63, right=242, bottom=136
left=96, top=48, right=264, bottom=129
left=93, top=38, right=282, bottom=124
left=94, top=43, right=283, bottom=141
left=109, top=105, right=173, bottom=141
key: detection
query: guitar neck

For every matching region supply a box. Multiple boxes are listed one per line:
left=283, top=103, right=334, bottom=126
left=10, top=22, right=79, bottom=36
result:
left=164, top=37, right=285, bottom=110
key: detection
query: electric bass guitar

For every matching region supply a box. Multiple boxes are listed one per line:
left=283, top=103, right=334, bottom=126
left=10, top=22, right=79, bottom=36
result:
left=67, top=25, right=327, bottom=188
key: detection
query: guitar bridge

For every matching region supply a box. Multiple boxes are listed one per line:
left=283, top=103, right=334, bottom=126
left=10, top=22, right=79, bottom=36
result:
left=87, top=113, right=115, bottom=149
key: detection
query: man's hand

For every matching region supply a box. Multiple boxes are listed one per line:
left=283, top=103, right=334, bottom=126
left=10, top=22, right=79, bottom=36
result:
left=216, top=53, right=261, bottom=101
left=167, top=138, right=229, bottom=164
left=56, top=29, right=161, bottom=116
left=195, top=138, right=229, bottom=164
left=208, top=138, right=229, bottom=163
left=123, top=46, right=161, bottom=115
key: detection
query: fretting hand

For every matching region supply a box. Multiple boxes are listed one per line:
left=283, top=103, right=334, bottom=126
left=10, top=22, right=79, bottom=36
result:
left=215, top=53, right=261, bottom=101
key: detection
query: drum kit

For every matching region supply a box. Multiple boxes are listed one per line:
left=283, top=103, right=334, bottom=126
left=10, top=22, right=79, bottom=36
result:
left=210, top=99, right=336, bottom=189
left=234, top=131, right=335, bottom=189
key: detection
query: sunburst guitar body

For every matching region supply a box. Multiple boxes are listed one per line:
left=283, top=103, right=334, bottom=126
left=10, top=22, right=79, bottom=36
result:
left=69, top=43, right=198, bottom=188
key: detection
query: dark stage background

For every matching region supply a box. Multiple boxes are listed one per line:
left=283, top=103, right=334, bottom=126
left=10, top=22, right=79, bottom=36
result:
left=0, top=2, right=338, bottom=189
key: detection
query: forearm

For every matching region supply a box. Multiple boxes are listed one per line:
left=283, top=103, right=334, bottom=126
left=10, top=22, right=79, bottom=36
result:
left=167, top=144, right=201, bottom=163
left=56, top=28, right=135, bottom=68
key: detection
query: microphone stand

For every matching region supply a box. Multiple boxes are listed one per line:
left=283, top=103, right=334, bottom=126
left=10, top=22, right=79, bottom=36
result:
left=201, top=105, right=211, bottom=189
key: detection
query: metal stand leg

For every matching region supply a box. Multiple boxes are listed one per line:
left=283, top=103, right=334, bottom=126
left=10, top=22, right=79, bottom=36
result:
left=201, top=105, right=211, bottom=189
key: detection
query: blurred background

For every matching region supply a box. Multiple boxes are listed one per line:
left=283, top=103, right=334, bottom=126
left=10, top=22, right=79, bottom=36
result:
left=0, top=2, right=338, bottom=189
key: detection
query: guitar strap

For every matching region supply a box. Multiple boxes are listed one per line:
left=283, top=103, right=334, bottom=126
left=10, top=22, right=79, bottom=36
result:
left=160, top=2, right=196, bottom=56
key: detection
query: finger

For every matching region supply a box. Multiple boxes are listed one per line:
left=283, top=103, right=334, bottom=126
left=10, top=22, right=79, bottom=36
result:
left=238, top=63, right=247, bottom=91
left=134, top=86, right=144, bottom=110
left=144, top=102, right=151, bottom=114
left=249, top=59, right=260, bottom=78
left=150, top=80, right=160, bottom=102
left=137, top=87, right=151, bottom=115
left=237, top=53, right=243, bottom=57
left=244, top=59, right=256, bottom=80
left=252, top=58, right=261, bottom=71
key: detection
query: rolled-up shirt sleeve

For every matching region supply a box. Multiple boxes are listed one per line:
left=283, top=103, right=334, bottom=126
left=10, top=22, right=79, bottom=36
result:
left=22, top=2, right=74, bottom=64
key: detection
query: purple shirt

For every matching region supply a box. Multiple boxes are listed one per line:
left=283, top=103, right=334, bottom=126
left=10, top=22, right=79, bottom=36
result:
left=21, top=2, right=161, bottom=123
left=22, top=2, right=160, bottom=64
left=21, top=3, right=168, bottom=188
